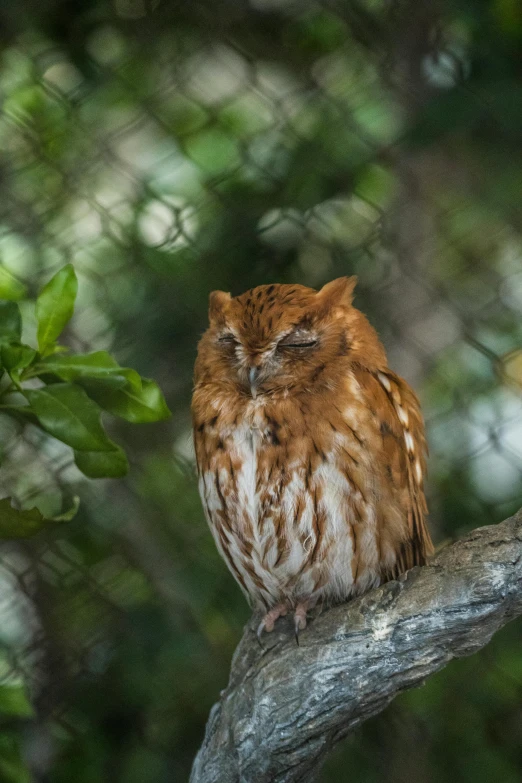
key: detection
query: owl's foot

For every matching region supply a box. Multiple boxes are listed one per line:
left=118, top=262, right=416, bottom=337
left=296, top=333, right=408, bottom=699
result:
left=257, top=603, right=288, bottom=646
left=293, top=602, right=309, bottom=646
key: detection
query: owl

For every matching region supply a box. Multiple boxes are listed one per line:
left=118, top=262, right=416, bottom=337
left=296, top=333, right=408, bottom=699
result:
left=192, top=277, right=433, bottom=641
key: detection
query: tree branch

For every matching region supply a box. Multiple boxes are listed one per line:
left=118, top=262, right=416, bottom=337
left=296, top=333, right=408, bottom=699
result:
left=191, top=509, right=522, bottom=783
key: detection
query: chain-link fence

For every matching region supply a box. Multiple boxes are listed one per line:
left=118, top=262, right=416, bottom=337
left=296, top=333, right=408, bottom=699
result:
left=1, top=2, right=521, bottom=781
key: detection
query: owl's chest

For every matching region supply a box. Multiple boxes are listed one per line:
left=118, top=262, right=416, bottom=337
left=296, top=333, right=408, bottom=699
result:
left=220, top=415, right=276, bottom=516
left=201, top=402, right=355, bottom=527
left=197, top=400, right=381, bottom=604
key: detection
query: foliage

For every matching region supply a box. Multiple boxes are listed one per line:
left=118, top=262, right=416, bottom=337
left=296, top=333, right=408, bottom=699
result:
left=0, top=265, right=170, bottom=538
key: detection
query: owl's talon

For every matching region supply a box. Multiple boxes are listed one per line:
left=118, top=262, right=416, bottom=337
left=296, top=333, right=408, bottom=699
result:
left=257, top=620, right=267, bottom=647
left=293, top=603, right=308, bottom=645
left=257, top=603, right=288, bottom=646
left=294, top=620, right=300, bottom=646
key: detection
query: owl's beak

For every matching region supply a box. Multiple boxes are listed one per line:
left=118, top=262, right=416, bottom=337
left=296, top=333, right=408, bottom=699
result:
left=248, top=366, right=260, bottom=398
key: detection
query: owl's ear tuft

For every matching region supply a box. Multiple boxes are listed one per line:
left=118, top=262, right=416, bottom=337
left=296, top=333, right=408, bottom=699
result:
left=317, top=276, right=357, bottom=311
left=208, top=290, right=232, bottom=323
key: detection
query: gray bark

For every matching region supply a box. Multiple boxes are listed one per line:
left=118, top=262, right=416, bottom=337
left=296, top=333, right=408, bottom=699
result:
left=191, top=509, right=522, bottom=783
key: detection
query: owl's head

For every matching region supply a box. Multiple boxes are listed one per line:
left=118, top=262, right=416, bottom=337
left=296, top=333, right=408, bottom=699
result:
left=195, top=277, right=387, bottom=397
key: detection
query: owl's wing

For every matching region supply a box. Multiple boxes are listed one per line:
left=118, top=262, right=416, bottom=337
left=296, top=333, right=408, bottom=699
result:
left=352, top=367, right=434, bottom=577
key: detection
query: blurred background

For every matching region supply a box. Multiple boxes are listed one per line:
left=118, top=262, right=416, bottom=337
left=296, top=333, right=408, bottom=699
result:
left=0, top=0, right=521, bottom=781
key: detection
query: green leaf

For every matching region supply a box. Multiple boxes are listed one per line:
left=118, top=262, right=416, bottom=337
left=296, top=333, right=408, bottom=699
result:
left=24, top=383, right=118, bottom=451
left=0, top=683, right=34, bottom=718
left=88, top=377, right=171, bottom=423
left=0, top=267, right=27, bottom=301
left=36, top=351, right=141, bottom=389
left=0, top=496, right=79, bottom=540
left=0, top=301, right=22, bottom=342
left=1, top=343, right=36, bottom=375
left=51, top=495, right=80, bottom=521
left=35, top=264, right=78, bottom=354
left=0, top=403, right=38, bottom=425
left=74, top=445, right=129, bottom=478
left=0, top=498, right=49, bottom=539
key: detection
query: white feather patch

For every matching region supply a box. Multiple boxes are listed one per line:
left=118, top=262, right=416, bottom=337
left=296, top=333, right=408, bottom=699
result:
left=377, top=372, right=391, bottom=391
left=397, top=405, right=409, bottom=426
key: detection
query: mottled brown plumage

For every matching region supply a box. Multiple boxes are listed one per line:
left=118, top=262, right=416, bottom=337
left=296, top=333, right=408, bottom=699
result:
left=192, top=277, right=433, bottom=637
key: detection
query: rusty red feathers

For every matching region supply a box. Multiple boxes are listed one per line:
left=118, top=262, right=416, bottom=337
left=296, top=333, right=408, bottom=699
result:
left=192, top=277, right=433, bottom=637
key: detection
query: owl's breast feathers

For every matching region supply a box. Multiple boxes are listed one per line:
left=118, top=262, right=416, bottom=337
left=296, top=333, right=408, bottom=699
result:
left=192, top=368, right=433, bottom=609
